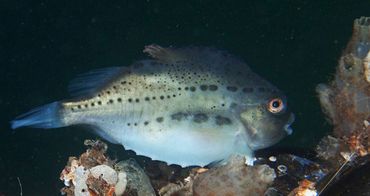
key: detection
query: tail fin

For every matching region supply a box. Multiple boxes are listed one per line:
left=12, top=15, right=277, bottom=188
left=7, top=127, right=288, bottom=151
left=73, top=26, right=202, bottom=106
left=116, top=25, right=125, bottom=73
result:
left=11, top=102, right=65, bottom=129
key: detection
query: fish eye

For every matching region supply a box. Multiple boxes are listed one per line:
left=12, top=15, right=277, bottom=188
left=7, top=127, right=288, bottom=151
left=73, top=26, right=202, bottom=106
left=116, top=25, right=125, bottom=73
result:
left=268, top=98, right=284, bottom=113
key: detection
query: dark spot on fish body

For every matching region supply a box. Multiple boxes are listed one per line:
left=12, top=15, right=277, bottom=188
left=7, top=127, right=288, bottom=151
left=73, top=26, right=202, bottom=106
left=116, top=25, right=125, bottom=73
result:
left=200, top=85, right=208, bottom=91
left=243, top=87, right=253, bottom=93
left=215, top=115, right=232, bottom=125
left=144, top=121, right=149, bottom=125
left=171, top=112, right=188, bottom=121
left=209, top=85, right=218, bottom=91
left=156, top=117, right=164, bottom=123
left=135, top=98, right=140, bottom=103
left=190, top=86, right=196, bottom=92
left=194, top=113, right=209, bottom=123
left=117, top=98, right=122, bottom=102
left=98, top=101, right=102, bottom=105
left=145, top=97, right=150, bottom=101
left=109, top=99, right=114, bottom=104
left=226, top=86, right=238, bottom=92
left=128, top=98, right=132, bottom=103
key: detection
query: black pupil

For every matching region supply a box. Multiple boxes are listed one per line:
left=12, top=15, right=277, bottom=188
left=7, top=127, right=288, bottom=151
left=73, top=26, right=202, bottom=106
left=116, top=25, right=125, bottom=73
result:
left=272, top=100, right=280, bottom=108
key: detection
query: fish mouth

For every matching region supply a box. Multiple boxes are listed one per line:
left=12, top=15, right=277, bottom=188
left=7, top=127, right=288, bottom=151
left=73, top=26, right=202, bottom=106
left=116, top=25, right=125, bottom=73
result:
left=284, top=113, right=295, bottom=135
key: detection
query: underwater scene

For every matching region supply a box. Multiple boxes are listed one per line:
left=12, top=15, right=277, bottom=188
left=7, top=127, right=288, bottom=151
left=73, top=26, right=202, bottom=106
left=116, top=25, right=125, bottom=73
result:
left=1, top=1, right=370, bottom=195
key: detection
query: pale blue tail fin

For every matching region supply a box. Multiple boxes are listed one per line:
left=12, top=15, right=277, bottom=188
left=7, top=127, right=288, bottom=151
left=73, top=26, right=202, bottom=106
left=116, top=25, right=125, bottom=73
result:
left=11, top=102, right=64, bottom=129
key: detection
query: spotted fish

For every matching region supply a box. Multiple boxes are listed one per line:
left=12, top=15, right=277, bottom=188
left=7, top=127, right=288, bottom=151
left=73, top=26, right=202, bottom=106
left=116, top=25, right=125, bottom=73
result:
left=11, top=45, right=294, bottom=167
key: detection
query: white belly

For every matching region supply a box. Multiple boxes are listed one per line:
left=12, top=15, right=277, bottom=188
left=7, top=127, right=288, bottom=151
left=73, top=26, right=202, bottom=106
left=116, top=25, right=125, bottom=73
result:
left=99, top=116, right=253, bottom=167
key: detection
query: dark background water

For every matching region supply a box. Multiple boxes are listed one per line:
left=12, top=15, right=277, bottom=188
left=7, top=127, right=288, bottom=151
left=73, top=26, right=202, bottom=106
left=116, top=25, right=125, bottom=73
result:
left=1, top=0, right=370, bottom=195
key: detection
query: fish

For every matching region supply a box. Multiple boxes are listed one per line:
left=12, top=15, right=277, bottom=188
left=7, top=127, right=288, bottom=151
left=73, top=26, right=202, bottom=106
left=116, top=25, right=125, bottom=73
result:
left=11, top=44, right=294, bottom=167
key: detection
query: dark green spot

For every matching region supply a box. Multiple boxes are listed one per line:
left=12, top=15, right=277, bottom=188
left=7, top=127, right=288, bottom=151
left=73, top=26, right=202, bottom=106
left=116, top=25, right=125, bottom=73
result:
left=156, top=117, right=164, bottom=123
left=135, top=98, right=140, bottom=103
left=190, top=86, right=196, bottom=92
left=194, top=113, right=209, bottom=123
left=160, top=96, right=164, bottom=100
left=145, top=97, right=150, bottom=101
left=144, top=121, right=149, bottom=125
left=200, top=85, right=208, bottom=91
left=171, top=112, right=188, bottom=121
left=98, top=101, right=102, bottom=105
left=117, top=98, right=122, bottom=102
left=215, top=115, right=232, bottom=125
left=128, top=98, right=132, bottom=102
left=109, top=99, right=114, bottom=104
left=209, top=85, right=218, bottom=91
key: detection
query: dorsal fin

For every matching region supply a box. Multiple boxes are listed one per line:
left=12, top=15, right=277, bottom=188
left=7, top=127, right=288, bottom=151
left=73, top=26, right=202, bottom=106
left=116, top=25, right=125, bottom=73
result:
left=68, top=67, right=128, bottom=97
left=143, top=44, right=251, bottom=71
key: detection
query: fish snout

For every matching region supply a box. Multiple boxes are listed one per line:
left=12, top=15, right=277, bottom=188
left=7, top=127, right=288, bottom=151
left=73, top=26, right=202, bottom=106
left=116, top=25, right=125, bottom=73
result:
left=284, top=113, right=295, bottom=135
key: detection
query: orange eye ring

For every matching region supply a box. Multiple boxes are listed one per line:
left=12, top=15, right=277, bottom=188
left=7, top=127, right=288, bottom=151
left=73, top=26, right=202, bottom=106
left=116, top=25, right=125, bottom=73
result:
left=268, top=98, right=284, bottom=113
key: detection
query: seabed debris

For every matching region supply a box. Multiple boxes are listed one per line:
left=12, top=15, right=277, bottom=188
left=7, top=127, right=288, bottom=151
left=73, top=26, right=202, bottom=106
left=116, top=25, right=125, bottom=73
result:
left=315, top=16, right=370, bottom=195
left=60, top=139, right=156, bottom=196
